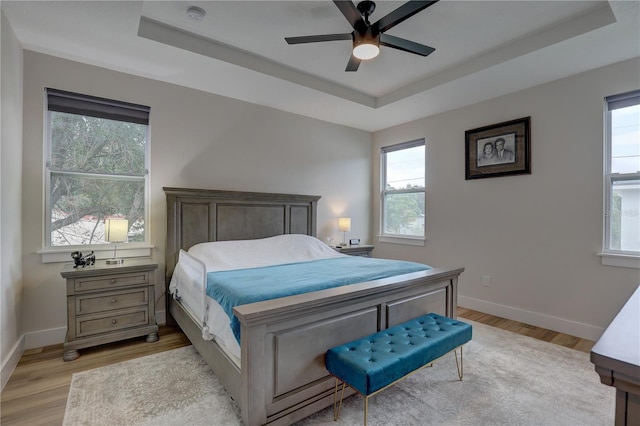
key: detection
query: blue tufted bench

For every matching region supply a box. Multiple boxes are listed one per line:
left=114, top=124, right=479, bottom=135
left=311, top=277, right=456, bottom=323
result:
left=325, top=313, right=472, bottom=425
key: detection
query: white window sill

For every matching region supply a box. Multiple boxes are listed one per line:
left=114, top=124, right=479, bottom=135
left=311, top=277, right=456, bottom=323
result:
left=597, top=252, right=640, bottom=269
left=378, top=235, right=425, bottom=247
left=38, top=245, right=154, bottom=264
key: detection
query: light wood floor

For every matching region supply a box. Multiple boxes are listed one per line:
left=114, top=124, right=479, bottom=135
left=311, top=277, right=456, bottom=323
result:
left=457, top=307, right=595, bottom=352
left=1, top=309, right=595, bottom=426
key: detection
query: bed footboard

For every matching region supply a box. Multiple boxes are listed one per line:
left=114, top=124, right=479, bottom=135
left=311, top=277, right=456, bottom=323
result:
left=233, top=266, right=463, bottom=426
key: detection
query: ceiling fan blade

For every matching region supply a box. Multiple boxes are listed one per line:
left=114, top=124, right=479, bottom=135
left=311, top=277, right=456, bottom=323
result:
left=380, top=33, right=435, bottom=56
left=345, top=54, right=361, bottom=72
left=333, top=0, right=365, bottom=30
left=373, top=0, right=439, bottom=34
left=285, top=33, right=353, bottom=45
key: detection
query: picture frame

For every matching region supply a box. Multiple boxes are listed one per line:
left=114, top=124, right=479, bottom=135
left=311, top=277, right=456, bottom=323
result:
left=465, top=116, right=531, bottom=180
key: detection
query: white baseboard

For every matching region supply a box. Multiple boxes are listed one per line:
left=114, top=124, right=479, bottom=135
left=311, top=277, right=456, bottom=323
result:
left=1, top=335, right=24, bottom=391
left=24, top=326, right=67, bottom=350
left=458, top=295, right=605, bottom=342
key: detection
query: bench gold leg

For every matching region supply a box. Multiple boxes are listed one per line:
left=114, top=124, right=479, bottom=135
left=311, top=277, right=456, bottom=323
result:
left=333, top=378, right=339, bottom=421
left=454, top=346, right=464, bottom=380
left=333, top=378, right=346, bottom=421
left=364, top=395, right=368, bottom=426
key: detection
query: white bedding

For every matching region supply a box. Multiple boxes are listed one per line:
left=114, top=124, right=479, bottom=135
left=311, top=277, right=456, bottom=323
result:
left=169, top=234, right=346, bottom=365
left=187, top=233, right=345, bottom=271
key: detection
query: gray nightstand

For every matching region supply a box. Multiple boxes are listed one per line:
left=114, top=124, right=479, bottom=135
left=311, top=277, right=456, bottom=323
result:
left=60, top=258, right=159, bottom=361
left=335, top=245, right=374, bottom=257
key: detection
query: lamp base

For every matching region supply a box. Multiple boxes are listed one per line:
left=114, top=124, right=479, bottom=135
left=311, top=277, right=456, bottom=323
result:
left=106, top=258, right=124, bottom=265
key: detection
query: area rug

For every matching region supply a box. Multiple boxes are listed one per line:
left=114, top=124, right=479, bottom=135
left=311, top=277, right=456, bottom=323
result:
left=63, top=321, right=614, bottom=425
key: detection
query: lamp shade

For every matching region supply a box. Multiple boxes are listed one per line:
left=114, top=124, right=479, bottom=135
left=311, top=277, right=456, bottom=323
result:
left=105, top=219, right=128, bottom=243
left=338, top=217, right=351, bottom=232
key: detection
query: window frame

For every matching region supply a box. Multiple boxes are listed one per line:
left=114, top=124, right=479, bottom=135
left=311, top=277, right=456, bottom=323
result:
left=41, top=88, right=152, bottom=262
left=600, top=89, right=640, bottom=268
left=379, top=139, right=426, bottom=245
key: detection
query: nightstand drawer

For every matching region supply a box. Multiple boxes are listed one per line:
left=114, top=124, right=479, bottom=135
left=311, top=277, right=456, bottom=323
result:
left=76, top=308, right=149, bottom=337
left=74, top=271, right=150, bottom=292
left=76, top=287, right=149, bottom=315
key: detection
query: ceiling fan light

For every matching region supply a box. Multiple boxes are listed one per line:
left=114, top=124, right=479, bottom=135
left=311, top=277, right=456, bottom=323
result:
left=353, top=43, right=380, bottom=60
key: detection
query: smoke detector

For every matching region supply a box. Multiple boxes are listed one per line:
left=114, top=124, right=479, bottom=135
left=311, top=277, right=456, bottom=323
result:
left=186, top=6, right=206, bottom=22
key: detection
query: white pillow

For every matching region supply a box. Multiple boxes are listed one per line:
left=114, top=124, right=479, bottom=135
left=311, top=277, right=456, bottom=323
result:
left=187, top=234, right=345, bottom=272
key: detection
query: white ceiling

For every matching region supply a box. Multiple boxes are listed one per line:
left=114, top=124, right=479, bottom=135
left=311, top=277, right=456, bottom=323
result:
left=3, top=1, right=639, bottom=131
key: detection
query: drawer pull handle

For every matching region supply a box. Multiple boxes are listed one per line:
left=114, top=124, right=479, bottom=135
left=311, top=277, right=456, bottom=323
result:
left=111, top=319, right=117, bottom=325
left=111, top=298, right=117, bottom=304
left=111, top=279, right=118, bottom=284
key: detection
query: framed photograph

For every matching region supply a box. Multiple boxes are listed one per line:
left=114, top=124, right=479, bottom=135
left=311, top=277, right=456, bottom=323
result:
left=465, top=117, right=531, bottom=180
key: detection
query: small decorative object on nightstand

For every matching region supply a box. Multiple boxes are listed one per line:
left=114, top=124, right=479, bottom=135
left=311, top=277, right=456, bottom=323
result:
left=335, top=244, right=374, bottom=257
left=60, top=258, right=159, bottom=361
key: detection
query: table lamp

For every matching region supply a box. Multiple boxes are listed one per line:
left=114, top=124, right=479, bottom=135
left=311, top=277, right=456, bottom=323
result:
left=105, top=218, right=128, bottom=264
left=338, top=217, right=351, bottom=247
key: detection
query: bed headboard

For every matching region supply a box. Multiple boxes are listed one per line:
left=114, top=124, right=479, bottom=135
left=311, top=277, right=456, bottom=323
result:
left=164, top=187, right=320, bottom=280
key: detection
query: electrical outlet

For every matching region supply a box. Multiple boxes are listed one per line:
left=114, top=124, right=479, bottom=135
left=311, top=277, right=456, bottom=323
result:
left=482, top=275, right=491, bottom=287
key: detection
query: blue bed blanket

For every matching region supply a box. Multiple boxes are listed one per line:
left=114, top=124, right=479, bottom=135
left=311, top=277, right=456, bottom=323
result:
left=206, top=256, right=431, bottom=343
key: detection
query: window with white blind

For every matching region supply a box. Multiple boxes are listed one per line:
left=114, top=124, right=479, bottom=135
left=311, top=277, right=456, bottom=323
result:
left=602, top=89, right=640, bottom=267
left=380, top=139, right=425, bottom=244
left=44, top=88, right=150, bottom=255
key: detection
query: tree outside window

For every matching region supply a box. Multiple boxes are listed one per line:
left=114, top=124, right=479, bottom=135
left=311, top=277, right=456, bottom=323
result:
left=46, top=89, right=149, bottom=248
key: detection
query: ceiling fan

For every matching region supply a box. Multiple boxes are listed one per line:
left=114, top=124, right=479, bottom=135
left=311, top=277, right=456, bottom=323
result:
left=285, top=0, right=439, bottom=72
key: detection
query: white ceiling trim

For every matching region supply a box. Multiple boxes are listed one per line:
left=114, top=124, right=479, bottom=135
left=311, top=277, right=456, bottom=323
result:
left=138, top=3, right=616, bottom=111
left=137, top=16, right=377, bottom=108
left=377, top=3, right=617, bottom=108
left=3, top=0, right=637, bottom=132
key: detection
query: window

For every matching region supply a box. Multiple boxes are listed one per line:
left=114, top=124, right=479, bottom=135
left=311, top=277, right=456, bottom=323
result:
left=45, top=88, right=150, bottom=252
left=603, top=90, right=640, bottom=261
left=381, top=139, right=425, bottom=242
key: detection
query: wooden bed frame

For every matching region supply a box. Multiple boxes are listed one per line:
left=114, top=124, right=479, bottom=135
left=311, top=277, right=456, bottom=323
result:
left=164, top=187, right=464, bottom=426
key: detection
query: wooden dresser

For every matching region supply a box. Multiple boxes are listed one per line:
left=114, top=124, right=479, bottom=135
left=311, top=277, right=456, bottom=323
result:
left=61, top=258, right=159, bottom=361
left=591, top=286, right=640, bottom=425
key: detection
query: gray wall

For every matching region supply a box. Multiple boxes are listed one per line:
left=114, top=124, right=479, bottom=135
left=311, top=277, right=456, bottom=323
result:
left=19, top=51, right=372, bottom=349
left=373, top=57, right=640, bottom=340
left=1, top=10, right=24, bottom=389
